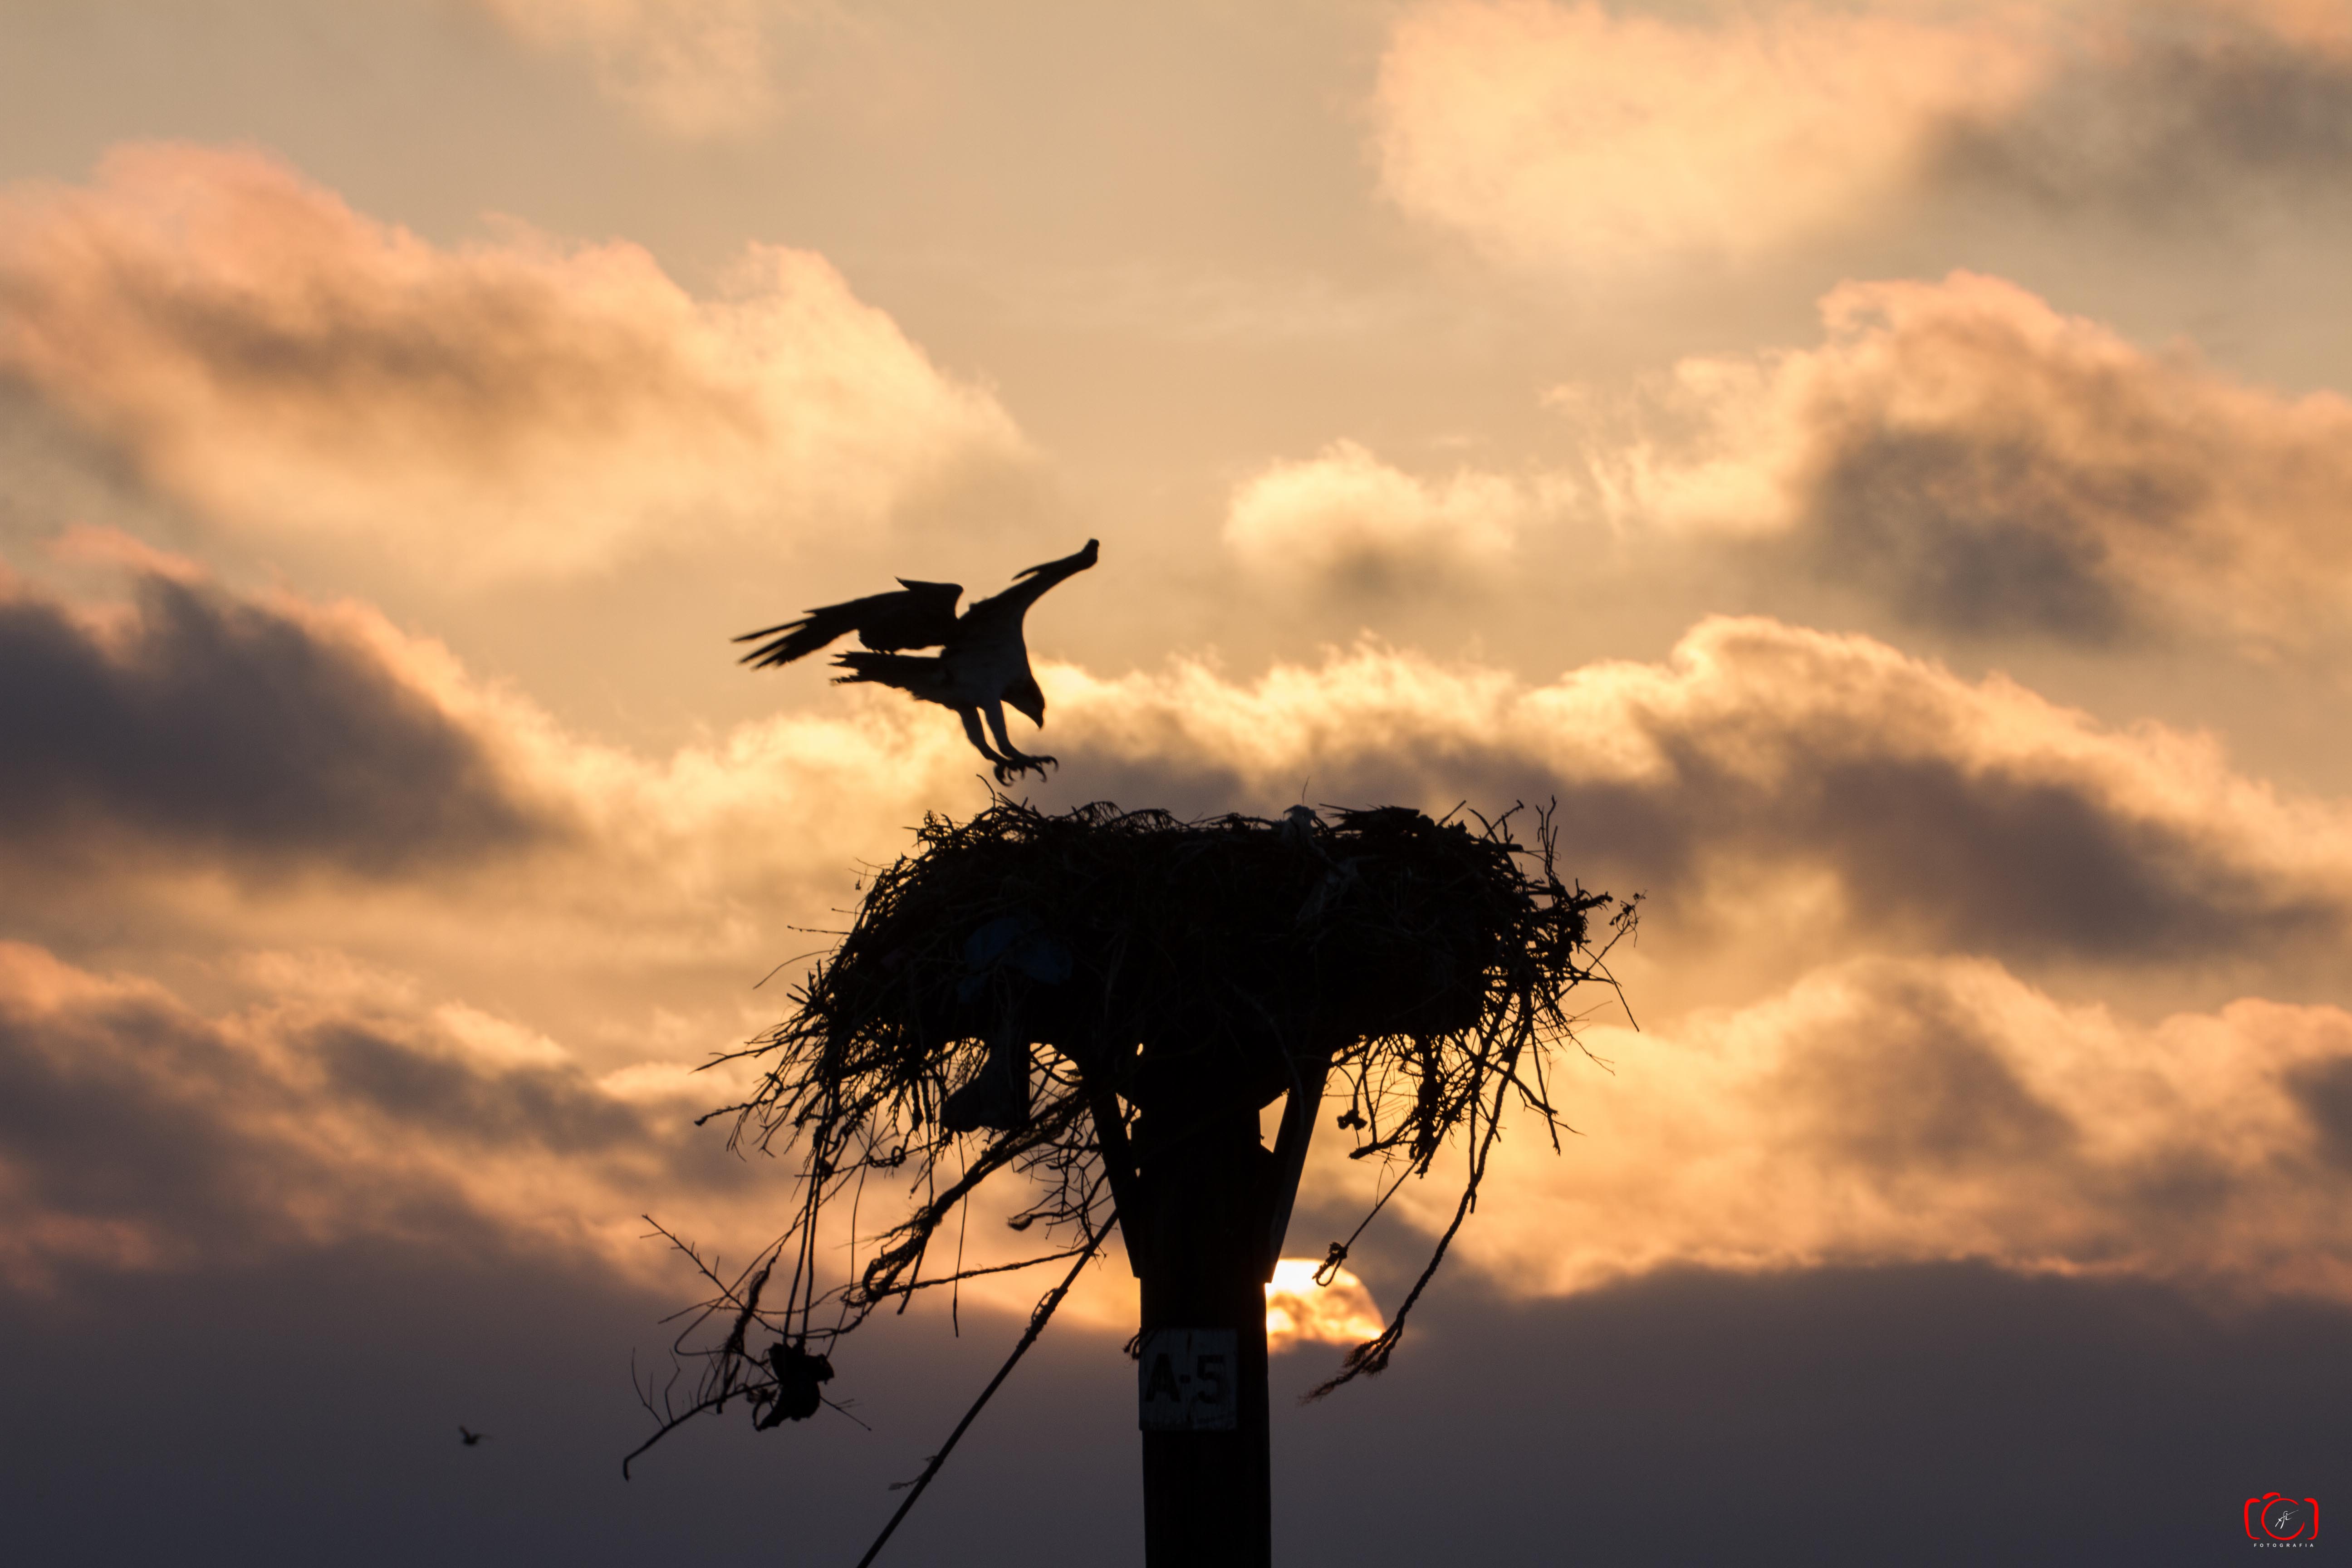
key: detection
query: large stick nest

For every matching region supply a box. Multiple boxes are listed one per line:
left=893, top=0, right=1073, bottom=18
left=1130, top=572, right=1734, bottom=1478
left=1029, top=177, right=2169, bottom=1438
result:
left=633, top=797, right=1634, bottom=1463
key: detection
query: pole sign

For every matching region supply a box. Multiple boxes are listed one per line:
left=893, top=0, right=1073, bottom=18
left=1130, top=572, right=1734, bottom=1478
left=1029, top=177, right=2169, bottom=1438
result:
left=1136, top=1328, right=1238, bottom=1431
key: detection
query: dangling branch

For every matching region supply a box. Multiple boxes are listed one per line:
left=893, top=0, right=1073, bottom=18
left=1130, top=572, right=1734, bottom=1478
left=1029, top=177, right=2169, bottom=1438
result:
left=855, top=1203, right=1109, bottom=1568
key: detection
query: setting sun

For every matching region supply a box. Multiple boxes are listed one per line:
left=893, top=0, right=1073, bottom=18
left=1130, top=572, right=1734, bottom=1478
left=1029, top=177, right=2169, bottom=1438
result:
left=1265, top=1258, right=1386, bottom=1353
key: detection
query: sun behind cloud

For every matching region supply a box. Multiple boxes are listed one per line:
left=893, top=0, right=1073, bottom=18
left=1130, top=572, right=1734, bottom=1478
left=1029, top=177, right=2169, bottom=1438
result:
left=1266, top=1258, right=1385, bottom=1353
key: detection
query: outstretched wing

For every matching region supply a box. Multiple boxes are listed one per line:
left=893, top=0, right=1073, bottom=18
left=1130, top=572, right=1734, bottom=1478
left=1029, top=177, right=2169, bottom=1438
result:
left=734, top=580, right=962, bottom=668
left=946, top=539, right=1099, bottom=648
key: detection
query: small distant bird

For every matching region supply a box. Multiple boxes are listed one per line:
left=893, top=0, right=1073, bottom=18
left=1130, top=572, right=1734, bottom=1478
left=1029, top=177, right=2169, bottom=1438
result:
left=735, top=539, right=1099, bottom=782
left=458, top=1426, right=487, bottom=1447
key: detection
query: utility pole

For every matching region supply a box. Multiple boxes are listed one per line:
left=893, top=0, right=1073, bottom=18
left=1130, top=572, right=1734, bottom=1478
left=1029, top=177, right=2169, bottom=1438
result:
left=1135, top=1098, right=1273, bottom=1564
left=1107, top=1055, right=1326, bottom=1567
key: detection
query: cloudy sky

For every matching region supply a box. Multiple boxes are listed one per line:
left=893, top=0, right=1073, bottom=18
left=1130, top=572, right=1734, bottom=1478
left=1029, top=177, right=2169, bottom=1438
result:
left=4, top=1, right=2350, bottom=1560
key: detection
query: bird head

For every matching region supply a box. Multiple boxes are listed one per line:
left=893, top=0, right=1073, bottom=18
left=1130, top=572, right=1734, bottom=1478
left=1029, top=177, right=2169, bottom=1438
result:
left=1012, top=537, right=1099, bottom=579
left=1009, top=671, right=1047, bottom=727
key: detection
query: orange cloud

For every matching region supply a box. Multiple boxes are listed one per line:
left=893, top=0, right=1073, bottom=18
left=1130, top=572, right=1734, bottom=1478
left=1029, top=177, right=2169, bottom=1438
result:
left=0, top=144, right=1027, bottom=580
left=1375, top=0, right=2053, bottom=269
left=1596, top=272, right=2352, bottom=645
left=1376, top=955, right=2352, bottom=1305
left=1376, top=1, right=2352, bottom=266
left=1222, top=439, right=1539, bottom=596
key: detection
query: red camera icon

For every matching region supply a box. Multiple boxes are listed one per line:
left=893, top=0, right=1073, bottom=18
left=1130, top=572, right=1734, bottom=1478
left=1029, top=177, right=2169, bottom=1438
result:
left=2245, top=1493, right=2319, bottom=1542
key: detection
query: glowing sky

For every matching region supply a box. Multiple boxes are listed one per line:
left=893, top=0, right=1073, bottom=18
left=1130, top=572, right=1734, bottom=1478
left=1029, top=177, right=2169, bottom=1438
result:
left=4, top=2, right=2349, bottom=1561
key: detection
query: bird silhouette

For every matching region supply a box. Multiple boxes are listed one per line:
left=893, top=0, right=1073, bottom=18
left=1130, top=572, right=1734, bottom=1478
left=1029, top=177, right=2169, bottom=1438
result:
left=736, top=539, right=1099, bottom=781
left=458, top=1426, right=487, bottom=1446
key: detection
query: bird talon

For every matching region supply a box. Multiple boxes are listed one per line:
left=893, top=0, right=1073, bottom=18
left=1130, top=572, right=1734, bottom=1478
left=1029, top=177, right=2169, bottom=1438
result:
left=991, top=755, right=1057, bottom=785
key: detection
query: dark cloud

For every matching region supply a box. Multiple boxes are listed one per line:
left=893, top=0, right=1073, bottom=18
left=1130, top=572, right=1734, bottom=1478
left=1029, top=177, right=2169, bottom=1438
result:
left=1055, top=631, right=2348, bottom=972
left=311, top=1024, right=657, bottom=1157
left=0, top=571, right=551, bottom=876
left=1063, top=746, right=2308, bottom=979
left=118, top=248, right=754, bottom=465
left=1786, top=754, right=2335, bottom=961
left=1933, top=29, right=2352, bottom=221
left=2286, top=1055, right=2352, bottom=1173
left=2, top=1238, right=2344, bottom=1565
left=1473, top=740, right=2324, bottom=969
left=1777, top=968, right=2077, bottom=1174
left=0, top=1234, right=1137, bottom=1568
left=1275, top=1264, right=2352, bottom=1566
left=1798, top=428, right=2173, bottom=642
left=0, top=949, right=749, bottom=1280
left=1631, top=275, right=2352, bottom=652
left=0, top=988, right=319, bottom=1259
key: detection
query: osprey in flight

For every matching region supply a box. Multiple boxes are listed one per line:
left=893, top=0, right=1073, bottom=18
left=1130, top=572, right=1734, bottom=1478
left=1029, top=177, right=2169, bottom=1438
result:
left=735, top=539, right=1099, bottom=782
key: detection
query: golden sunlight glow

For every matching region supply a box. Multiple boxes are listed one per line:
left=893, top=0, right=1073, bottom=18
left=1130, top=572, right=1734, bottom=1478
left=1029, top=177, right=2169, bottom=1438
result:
left=1265, top=1257, right=1385, bottom=1352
